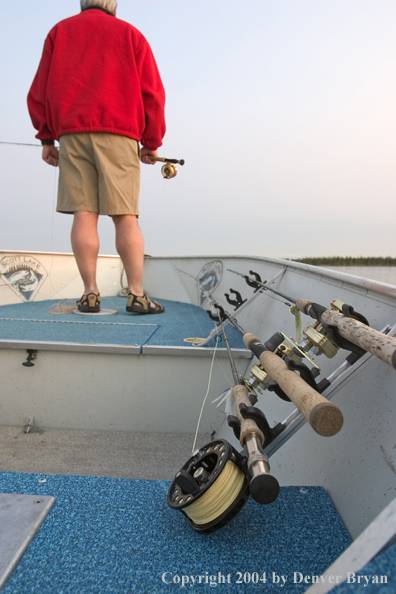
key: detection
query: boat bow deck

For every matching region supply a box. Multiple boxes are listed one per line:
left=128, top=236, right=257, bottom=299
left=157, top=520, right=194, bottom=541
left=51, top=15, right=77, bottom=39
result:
left=0, top=296, right=248, bottom=355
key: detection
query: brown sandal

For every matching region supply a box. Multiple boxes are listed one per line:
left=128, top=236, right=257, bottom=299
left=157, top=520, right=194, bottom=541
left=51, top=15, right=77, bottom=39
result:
left=77, top=293, right=101, bottom=313
left=126, top=292, right=164, bottom=314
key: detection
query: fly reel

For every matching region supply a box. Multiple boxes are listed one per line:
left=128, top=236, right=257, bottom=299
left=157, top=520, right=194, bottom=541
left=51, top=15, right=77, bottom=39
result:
left=147, top=156, right=184, bottom=179
left=167, top=439, right=249, bottom=532
left=161, top=163, right=177, bottom=179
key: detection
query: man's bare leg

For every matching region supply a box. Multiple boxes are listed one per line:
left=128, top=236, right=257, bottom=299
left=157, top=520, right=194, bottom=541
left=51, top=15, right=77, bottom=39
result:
left=71, top=211, right=100, bottom=295
left=112, top=214, right=156, bottom=309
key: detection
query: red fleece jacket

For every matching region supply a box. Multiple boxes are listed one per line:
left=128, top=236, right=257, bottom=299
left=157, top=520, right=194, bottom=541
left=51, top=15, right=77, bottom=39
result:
left=27, top=8, right=166, bottom=150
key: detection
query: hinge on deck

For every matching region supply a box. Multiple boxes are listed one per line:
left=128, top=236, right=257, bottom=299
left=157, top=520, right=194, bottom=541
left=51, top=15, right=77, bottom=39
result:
left=22, top=349, right=37, bottom=367
left=23, top=416, right=44, bottom=434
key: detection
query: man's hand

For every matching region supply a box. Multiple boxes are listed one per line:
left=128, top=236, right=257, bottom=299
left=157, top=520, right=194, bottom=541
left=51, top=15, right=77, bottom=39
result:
left=42, top=145, right=59, bottom=167
left=140, top=147, right=158, bottom=165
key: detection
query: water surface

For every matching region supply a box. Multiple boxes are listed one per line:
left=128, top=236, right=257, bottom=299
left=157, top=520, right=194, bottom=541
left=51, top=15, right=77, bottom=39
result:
left=321, top=266, right=396, bottom=287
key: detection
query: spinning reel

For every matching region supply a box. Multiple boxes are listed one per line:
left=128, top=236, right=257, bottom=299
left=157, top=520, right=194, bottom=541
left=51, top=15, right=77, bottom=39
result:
left=167, top=439, right=250, bottom=533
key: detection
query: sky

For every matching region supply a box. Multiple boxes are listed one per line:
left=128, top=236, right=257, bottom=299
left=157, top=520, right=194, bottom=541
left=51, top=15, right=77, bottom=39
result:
left=0, top=0, right=395, bottom=259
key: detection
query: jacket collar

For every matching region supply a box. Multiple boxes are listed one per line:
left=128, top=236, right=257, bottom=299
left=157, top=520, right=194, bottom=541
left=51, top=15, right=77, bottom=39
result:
left=81, top=6, right=115, bottom=16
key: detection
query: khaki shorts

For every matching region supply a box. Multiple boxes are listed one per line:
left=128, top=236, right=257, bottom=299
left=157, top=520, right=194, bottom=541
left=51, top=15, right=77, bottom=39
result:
left=57, top=132, right=140, bottom=216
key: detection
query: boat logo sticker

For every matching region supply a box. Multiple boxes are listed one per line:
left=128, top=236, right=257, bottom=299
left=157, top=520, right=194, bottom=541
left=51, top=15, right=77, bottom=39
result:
left=0, top=255, right=48, bottom=302
left=198, top=260, right=223, bottom=306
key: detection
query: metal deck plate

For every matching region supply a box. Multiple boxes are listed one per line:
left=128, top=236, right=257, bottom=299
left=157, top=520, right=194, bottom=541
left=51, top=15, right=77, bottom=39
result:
left=72, top=308, right=117, bottom=316
left=0, top=493, right=55, bottom=590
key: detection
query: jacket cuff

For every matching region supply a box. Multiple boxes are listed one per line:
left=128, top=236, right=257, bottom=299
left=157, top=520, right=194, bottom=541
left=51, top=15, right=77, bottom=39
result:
left=41, top=139, right=55, bottom=146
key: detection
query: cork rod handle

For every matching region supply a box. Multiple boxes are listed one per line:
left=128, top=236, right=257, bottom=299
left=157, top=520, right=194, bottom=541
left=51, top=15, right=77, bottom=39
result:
left=295, top=299, right=396, bottom=369
left=243, top=334, right=344, bottom=437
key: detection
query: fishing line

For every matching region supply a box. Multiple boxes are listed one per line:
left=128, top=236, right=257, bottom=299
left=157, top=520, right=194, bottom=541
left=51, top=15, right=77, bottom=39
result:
left=183, top=307, right=219, bottom=346
left=263, top=291, right=293, bottom=308
left=214, top=354, right=234, bottom=388
left=117, top=175, right=166, bottom=296
left=46, top=161, right=79, bottom=313
left=145, top=176, right=166, bottom=258
left=242, top=356, right=253, bottom=381
left=171, top=267, right=216, bottom=341
left=212, top=388, right=233, bottom=415
left=176, top=268, right=224, bottom=342
left=48, top=299, right=76, bottom=314
left=182, top=460, right=245, bottom=526
left=119, top=173, right=165, bottom=294
left=191, top=333, right=219, bottom=454
left=47, top=165, right=67, bottom=303
left=1, top=141, right=68, bottom=307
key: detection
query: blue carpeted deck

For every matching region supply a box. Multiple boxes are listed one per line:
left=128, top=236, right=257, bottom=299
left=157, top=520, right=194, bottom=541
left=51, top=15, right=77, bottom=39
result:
left=0, top=298, right=245, bottom=350
left=0, top=471, right=352, bottom=594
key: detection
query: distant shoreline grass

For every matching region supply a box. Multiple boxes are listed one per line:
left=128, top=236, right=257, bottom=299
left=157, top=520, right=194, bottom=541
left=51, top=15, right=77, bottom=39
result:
left=288, top=257, right=396, bottom=266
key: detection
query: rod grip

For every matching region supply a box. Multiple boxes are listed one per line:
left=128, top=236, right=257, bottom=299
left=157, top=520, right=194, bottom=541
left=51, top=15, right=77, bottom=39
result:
left=148, top=156, right=184, bottom=164
left=231, top=384, right=264, bottom=446
left=295, top=298, right=312, bottom=314
left=244, top=333, right=261, bottom=350
left=243, top=334, right=343, bottom=436
left=320, top=310, right=396, bottom=369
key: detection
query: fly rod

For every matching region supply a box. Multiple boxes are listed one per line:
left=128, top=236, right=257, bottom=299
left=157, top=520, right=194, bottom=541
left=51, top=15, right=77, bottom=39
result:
left=0, top=142, right=184, bottom=163
left=228, top=268, right=296, bottom=304
left=0, top=141, right=42, bottom=147
left=208, top=301, right=344, bottom=437
left=229, top=268, right=396, bottom=370
left=217, top=314, right=280, bottom=503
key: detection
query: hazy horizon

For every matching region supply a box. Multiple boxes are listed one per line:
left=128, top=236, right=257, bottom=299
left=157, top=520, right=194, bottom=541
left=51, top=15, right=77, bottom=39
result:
left=1, top=1, right=395, bottom=259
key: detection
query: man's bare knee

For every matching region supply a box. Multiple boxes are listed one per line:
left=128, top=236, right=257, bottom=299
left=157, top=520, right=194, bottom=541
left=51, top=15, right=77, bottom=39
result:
left=112, top=214, right=139, bottom=227
left=74, top=211, right=99, bottom=223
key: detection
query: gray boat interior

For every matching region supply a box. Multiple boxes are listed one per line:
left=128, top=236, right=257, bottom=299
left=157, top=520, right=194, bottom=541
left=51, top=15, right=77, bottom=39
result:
left=1, top=253, right=396, bottom=545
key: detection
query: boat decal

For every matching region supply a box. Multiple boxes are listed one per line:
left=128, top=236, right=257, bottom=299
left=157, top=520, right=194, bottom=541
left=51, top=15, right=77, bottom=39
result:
left=0, top=255, right=48, bottom=302
left=198, top=260, right=223, bottom=306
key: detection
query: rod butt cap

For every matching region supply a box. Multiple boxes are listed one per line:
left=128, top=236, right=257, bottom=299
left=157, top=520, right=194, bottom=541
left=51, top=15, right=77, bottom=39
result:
left=309, top=402, right=344, bottom=436
left=249, top=474, right=280, bottom=504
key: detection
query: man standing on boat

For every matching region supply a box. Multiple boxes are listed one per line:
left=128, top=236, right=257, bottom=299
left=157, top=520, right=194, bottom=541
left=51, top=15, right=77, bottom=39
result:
left=27, top=0, right=166, bottom=314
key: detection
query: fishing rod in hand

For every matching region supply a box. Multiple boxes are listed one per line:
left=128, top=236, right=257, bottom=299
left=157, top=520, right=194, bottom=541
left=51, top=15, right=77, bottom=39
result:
left=1, top=141, right=185, bottom=180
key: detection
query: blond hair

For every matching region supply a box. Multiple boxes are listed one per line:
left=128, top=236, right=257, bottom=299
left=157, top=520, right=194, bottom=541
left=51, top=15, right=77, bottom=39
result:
left=80, top=0, right=117, bottom=14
